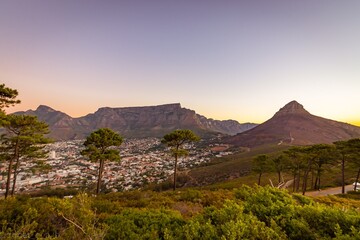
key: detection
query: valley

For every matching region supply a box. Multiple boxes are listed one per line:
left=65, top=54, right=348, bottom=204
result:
left=0, top=137, right=240, bottom=195
left=5, top=100, right=360, bottom=194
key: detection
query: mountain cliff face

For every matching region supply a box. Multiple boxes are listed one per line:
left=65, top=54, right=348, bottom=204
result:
left=16, top=104, right=256, bottom=140
left=227, top=101, right=360, bottom=147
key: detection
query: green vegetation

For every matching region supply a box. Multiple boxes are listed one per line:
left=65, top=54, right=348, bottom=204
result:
left=249, top=141, right=360, bottom=195
left=82, top=128, right=123, bottom=195
left=0, top=115, right=51, bottom=198
left=0, top=84, right=51, bottom=199
left=1, top=83, right=360, bottom=239
left=335, top=139, right=360, bottom=192
left=161, top=129, right=200, bottom=191
left=0, top=83, right=20, bottom=113
left=184, top=139, right=360, bottom=196
left=0, top=186, right=359, bottom=239
left=188, top=144, right=289, bottom=186
left=252, top=154, right=270, bottom=185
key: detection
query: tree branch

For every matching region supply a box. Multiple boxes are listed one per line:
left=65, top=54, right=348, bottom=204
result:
left=60, top=213, right=92, bottom=240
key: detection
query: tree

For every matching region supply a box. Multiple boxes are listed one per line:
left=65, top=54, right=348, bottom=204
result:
left=271, top=154, right=286, bottom=184
left=252, top=154, right=270, bottom=185
left=311, top=144, right=336, bottom=190
left=283, top=147, right=307, bottom=192
left=0, top=114, right=51, bottom=198
left=0, top=83, right=21, bottom=111
left=0, top=83, right=21, bottom=126
left=345, top=138, right=360, bottom=191
left=334, top=140, right=352, bottom=194
left=161, top=129, right=200, bottom=191
left=81, top=128, right=123, bottom=194
left=300, top=144, right=336, bottom=195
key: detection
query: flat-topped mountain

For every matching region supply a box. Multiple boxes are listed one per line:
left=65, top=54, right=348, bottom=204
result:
left=227, top=101, right=360, bottom=147
left=16, top=103, right=256, bottom=140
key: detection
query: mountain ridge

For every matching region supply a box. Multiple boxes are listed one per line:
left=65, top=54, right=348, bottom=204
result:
left=227, top=100, right=360, bottom=147
left=15, top=103, right=257, bottom=140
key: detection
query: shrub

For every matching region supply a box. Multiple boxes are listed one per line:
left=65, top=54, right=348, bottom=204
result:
left=105, top=209, right=185, bottom=239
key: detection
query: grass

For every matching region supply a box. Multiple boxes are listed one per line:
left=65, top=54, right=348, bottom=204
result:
left=186, top=144, right=359, bottom=194
left=188, top=144, right=290, bottom=185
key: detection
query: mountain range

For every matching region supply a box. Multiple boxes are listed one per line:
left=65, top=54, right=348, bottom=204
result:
left=227, top=101, right=360, bottom=147
left=15, top=103, right=256, bottom=140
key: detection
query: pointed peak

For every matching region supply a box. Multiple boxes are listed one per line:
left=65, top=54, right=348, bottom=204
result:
left=283, top=100, right=303, bottom=109
left=275, top=101, right=309, bottom=116
left=36, top=105, right=56, bottom=112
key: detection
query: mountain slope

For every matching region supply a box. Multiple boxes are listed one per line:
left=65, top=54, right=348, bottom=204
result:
left=16, top=104, right=256, bottom=140
left=228, top=101, right=360, bottom=147
left=15, top=105, right=84, bottom=140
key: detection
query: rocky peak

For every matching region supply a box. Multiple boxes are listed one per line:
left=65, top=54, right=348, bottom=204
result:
left=274, top=100, right=309, bottom=116
left=36, top=105, right=57, bottom=113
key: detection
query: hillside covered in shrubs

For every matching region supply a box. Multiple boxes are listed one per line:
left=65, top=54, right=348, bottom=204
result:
left=1, top=186, right=360, bottom=239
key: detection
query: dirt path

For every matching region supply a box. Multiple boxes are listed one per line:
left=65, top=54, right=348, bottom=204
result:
left=305, top=184, right=354, bottom=197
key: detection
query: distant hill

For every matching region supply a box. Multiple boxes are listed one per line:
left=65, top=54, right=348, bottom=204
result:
left=227, top=101, right=360, bottom=147
left=15, top=103, right=256, bottom=140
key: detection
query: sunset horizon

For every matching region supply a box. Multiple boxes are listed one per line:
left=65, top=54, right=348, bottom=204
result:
left=7, top=96, right=360, bottom=127
left=2, top=1, right=359, bottom=126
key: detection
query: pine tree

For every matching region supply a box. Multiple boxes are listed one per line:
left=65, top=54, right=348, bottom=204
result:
left=162, top=129, right=200, bottom=191
left=0, top=114, right=51, bottom=198
left=81, top=128, right=123, bottom=194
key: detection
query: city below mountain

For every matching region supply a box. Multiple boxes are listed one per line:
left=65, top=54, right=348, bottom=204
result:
left=227, top=101, right=360, bottom=147
left=15, top=103, right=257, bottom=140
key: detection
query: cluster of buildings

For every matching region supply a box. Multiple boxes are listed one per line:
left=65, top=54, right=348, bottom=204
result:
left=0, top=138, right=235, bottom=194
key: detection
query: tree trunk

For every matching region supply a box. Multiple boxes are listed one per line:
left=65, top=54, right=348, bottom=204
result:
left=5, top=157, right=14, bottom=199
left=341, top=157, right=345, bottom=194
left=5, top=140, right=19, bottom=199
left=173, top=153, right=178, bottom=191
left=302, top=174, right=308, bottom=195
left=296, top=168, right=301, bottom=192
left=311, top=169, right=314, bottom=190
left=258, top=172, right=262, bottom=185
left=354, top=167, right=360, bottom=191
left=278, top=171, right=281, bottom=184
left=11, top=156, right=21, bottom=196
left=315, top=168, right=322, bottom=190
left=314, top=175, right=318, bottom=190
left=314, top=168, right=320, bottom=190
left=292, top=172, right=296, bottom=192
left=96, top=159, right=104, bottom=195
left=302, top=159, right=313, bottom=195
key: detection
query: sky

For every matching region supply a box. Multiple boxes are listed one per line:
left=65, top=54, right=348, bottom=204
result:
left=1, top=0, right=360, bottom=126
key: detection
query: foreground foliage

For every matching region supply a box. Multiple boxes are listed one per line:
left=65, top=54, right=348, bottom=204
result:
left=0, top=186, right=359, bottom=239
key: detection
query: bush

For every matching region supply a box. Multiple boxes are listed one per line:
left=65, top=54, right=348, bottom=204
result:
left=184, top=200, right=286, bottom=239
left=105, top=209, right=185, bottom=240
left=0, top=185, right=359, bottom=239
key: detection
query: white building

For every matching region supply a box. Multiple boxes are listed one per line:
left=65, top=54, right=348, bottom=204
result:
left=49, top=151, right=56, bottom=159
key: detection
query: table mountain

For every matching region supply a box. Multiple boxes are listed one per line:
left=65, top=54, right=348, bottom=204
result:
left=15, top=103, right=256, bottom=140
left=227, top=101, right=360, bottom=147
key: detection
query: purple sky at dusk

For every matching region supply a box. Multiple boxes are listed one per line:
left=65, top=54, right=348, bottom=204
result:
left=1, top=1, right=360, bottom=126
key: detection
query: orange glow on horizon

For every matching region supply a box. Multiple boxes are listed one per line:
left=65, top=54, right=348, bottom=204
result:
left=351, top=121, right=360, bottom=127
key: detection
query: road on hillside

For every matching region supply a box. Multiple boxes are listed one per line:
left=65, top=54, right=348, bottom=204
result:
left=305, top=184, right=355, bottom=197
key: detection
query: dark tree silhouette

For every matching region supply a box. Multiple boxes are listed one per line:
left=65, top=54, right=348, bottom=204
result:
left=81, top=128, right=123, bottom=194
left=162, top=129, right=200, bottom=191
